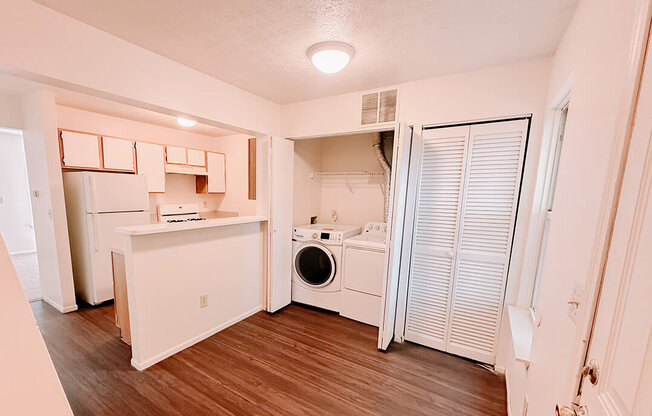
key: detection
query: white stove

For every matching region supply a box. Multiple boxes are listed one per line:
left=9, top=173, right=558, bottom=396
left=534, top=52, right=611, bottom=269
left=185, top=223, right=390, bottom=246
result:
left=157, top=203, right=206, bottom=223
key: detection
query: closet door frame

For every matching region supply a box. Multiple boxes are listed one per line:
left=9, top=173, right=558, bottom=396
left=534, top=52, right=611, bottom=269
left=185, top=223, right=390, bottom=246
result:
left=394, top=116, right=531, bottom=351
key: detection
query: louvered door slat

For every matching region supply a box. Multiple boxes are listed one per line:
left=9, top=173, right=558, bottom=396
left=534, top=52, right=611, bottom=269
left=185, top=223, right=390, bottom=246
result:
left=447, top=119, right=528, bottom=364
left=404, top=126, right=469, bottom=350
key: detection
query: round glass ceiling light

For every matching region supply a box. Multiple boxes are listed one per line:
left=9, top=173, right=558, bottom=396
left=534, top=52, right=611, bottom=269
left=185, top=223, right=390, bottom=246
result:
left=307, top=41, right=354, bottom=74
left=177, top=117, right=197, bottom=127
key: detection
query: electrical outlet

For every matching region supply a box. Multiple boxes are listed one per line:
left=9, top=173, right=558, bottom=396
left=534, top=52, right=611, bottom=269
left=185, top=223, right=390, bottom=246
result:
left=202, top=200, right=208, bottom=208
left=199, top=294, right=208, bottom=309
left=567, top=282, right=584, bottom=325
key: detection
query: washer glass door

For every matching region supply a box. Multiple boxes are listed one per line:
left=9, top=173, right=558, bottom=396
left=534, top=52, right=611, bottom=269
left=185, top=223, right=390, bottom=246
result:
left=295, top=243, right=336, bottom=287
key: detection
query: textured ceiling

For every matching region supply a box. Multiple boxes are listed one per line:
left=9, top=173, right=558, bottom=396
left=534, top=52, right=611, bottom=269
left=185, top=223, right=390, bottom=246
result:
left=33, top=0, right=578, bottom=104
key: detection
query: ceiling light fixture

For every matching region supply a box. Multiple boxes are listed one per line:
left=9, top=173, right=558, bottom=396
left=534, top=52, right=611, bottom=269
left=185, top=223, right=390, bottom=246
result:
left=177, top=117, right=197, bottom=127
left=307, top=41, right=354, bottom=74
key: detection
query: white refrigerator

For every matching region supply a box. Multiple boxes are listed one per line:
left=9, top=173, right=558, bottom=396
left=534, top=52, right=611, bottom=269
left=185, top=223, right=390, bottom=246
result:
left=63, top=171, right=150, bottom=305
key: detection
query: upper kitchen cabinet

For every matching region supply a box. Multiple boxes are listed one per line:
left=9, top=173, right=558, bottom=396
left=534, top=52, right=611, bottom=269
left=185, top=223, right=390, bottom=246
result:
left=187, top=149, right=206, bottom=167
left=102, top=137, right=136, bottom=172
left=207, top=152, right=226, bottom=193
left=196, top=152, right=226, bottom=194
left=165, top=145, right=207, bottom=175
left=136, top=142, right=165, bottom=193
left=166, top=146, right=187, bottom=164
left=60, top=130, right=102, bottom=169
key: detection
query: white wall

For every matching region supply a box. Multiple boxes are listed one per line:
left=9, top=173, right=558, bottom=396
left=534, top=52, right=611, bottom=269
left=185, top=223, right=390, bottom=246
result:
left=56, top=106, right=255, bottom=216
left=0, top=132, right=36, bottom=253
left=21, top=91, right=77, bottom=313
left=0, top=0, right=281, bottom=137
left=284, top=58, right=551, bottom=372
left=293, top=133, right=386, bottom=227
left=211, top=134, right=257, bottom=216
left=0, top=234, right=73, bottom=415
left=293, top=139, right=322, bottom=226
left=510, top=0, right=648, bottom=414
left=0, top=94, right=23, bottom=129
left=283, top=59, right=550, bottom=301
left=123, top=221, right=265, bottom=369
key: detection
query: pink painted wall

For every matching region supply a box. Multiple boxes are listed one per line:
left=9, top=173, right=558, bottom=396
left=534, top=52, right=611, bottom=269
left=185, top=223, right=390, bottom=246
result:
left=0, top=233, right=72, bottom=415
left=515, top=0, right=648, bottom=414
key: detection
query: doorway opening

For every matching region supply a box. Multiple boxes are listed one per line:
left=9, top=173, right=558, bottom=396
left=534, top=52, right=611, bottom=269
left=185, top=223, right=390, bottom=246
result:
left=0, top=128, right=41, bottom=301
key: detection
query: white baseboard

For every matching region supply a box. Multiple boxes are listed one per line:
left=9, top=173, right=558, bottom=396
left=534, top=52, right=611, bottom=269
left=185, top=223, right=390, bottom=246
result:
left=9, top=249, right=37, bottom=256
left=131, top=305, right=263, bottom=371
left=42, top=296, right=78, bottom=314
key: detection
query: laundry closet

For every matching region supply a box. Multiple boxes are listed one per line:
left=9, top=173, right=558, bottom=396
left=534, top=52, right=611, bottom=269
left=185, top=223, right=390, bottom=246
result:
left=291, top=131, right=394, bottom=326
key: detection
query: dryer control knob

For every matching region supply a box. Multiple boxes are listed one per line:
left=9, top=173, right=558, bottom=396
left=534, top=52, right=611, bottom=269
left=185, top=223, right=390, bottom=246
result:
left=312, top=232, right=319, bottom=239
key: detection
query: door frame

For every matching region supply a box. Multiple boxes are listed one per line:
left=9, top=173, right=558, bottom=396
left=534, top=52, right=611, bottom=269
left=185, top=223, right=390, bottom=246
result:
left=393, top=115, right=532, bottom=345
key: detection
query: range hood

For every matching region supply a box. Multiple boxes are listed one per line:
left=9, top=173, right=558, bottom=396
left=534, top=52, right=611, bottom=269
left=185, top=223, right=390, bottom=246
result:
left=165, top=164, right=207, bottom=176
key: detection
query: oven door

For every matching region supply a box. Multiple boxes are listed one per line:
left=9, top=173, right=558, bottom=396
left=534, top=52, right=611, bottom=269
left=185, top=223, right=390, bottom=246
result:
left=293, top=243, right=336, bottom=288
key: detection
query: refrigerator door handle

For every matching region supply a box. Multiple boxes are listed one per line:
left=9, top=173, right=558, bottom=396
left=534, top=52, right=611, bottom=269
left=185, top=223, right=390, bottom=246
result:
left=87, top=174, right=97, bottom=213
left=91, top=215, right=100, bottom=252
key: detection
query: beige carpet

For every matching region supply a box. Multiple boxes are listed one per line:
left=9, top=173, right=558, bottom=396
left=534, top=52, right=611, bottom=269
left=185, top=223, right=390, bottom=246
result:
left=10, top=252, right=41, bottom=302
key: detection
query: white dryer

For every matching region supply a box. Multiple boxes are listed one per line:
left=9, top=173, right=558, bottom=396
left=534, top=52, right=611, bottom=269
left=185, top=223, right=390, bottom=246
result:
left=341, top=222, right=388, bottom=326
left=292, top=224, right=361, bottom=312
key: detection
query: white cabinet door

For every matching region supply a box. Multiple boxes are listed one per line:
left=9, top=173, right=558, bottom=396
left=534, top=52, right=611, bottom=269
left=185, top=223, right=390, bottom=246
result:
left=136, top=142, right=165, bottom=193
left=102, top=137, right=135, bottom=171
left=187, top=149, right=206, bottom=167
left=268, top=137, right=294, bottom=312
left=61, top=131, right=101, bottom=168
left=166, top=146, right=187, bottom=164
left=207, top=152, right=226, bottom=193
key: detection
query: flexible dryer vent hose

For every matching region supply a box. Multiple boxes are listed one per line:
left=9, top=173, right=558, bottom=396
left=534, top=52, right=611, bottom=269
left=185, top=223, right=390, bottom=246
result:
left=373, top=134, right=391, bottom=222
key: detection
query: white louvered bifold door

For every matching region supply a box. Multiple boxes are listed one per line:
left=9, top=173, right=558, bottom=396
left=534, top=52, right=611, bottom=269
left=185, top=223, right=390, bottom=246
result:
left=447, top=120, right=528, bottom=363
left=404, top=126, right=469, bottom=350
left=404, top=119, right=528, bottom=364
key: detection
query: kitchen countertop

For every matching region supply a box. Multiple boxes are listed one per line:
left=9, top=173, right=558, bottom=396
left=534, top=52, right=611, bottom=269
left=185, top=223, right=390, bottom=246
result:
left=116, top=215, right=268, bottom=236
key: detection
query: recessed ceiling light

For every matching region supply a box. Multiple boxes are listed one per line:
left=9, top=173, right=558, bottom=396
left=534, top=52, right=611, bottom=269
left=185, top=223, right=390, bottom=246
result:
left=307, top=41, right=354, bottom=74
left=177, top=117, right=197, bottom=127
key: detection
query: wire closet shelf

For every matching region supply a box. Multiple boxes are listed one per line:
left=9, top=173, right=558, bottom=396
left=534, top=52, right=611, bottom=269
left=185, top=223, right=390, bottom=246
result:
left=311, top=171, right=386, bottom=195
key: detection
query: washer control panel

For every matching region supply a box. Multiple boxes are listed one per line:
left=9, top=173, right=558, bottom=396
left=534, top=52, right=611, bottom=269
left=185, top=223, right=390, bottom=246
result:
left=294, top=230, right=342, bottom=243
left=293, top=224, right=361, bottom=243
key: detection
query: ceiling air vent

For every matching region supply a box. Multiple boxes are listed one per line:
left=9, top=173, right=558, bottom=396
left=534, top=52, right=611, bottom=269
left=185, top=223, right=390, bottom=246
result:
left=361, top=89, right=398, bottom=125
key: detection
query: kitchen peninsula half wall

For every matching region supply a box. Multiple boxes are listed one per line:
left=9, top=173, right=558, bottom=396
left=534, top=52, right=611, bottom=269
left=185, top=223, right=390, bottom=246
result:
left=116, top=216, right=267, bottom=370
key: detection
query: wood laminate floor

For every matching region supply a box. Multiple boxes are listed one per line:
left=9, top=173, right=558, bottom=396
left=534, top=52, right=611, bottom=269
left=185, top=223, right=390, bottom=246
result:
left=32, top=301, right=507, bottom=416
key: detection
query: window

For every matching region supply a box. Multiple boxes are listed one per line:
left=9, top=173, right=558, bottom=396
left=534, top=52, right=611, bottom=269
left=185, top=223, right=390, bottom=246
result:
left=531, top=105, right=569, bottom=309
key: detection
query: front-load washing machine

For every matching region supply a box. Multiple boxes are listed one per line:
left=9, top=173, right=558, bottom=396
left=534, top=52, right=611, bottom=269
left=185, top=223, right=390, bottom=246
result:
left=292, top=224, right=361, bottom=312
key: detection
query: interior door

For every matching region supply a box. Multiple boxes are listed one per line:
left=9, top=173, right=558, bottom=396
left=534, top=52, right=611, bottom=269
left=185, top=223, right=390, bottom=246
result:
left=267, top=136, right=294, bottom=313
left=578, top=26, right=652, bottom=416
left=378, top=123, right=413, bottom=350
